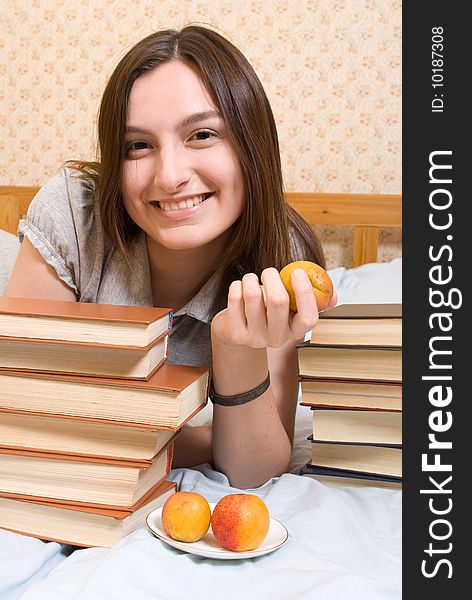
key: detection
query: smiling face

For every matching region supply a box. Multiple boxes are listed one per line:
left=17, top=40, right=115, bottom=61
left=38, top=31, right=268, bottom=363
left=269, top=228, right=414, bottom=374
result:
left=121, top=60, right=245, bottom=256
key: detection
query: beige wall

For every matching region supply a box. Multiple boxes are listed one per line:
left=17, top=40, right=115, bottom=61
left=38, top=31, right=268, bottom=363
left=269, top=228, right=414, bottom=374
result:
left=1, top=0, right=401, bottom=268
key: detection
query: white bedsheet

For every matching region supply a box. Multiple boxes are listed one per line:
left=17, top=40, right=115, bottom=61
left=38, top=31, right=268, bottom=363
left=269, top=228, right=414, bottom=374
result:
left=0, top=259, right=402, bottom=600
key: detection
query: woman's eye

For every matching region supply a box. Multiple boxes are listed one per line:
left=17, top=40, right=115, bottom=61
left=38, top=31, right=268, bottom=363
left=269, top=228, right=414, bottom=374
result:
left=125, top=140, right=151, bottom=156
left=189, top=129, right=217, bottom=143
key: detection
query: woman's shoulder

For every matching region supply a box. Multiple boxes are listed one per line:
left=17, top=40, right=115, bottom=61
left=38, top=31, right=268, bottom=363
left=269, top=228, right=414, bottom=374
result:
left=36, top=164, right=97, bottom=210
left=18, top=164, right=108, bottom=299
left=24, top=165, right=99, bottom=234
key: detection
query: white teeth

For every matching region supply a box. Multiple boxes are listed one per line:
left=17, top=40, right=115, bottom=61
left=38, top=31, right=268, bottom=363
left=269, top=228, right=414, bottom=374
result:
left=158, top=194, right=207, bottom=211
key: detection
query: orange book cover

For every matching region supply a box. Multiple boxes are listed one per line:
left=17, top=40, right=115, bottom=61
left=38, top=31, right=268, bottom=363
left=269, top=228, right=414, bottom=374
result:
left=0, top=361, right=208, bottom=391
left=0, top=296, right=172, bottom=326
left=0, top=330, right=169, bottom=351
left=0, top=403, right=206, bottom=431
left=0, top=335, right=169, bottom=379
left=6, top=479, right=178, bottom=519
left=0, top=442, right=174, bottom=511
left=0, top=364, right=210, bottom=428
left=0, top=296, right=173, bottom=351
left=0, top=479, right=178, bottom=547
left=0, top=437, right=175, bottom=467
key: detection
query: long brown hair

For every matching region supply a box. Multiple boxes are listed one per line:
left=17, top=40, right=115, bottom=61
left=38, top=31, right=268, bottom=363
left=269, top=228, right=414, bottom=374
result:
left=70, top=26, right=325, bottom=311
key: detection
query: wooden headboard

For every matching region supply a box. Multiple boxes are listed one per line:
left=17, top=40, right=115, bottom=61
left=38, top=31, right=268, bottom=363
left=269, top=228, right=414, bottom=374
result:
left=0, top=186, right=401, bottom=267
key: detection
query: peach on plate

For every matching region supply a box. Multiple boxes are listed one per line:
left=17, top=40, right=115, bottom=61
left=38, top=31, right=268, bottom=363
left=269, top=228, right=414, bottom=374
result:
left=210, top=493, right=270, bottom=552
left=161, top=491, right=211, bottom=543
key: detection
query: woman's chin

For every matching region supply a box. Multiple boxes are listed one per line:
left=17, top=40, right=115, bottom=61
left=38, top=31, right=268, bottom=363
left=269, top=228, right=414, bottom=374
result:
left=145, top=232, right=216, bottom=253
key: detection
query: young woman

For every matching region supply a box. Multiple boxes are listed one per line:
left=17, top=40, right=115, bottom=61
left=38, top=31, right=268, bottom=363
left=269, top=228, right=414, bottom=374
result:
left=6, top=26, right=336, bottom=488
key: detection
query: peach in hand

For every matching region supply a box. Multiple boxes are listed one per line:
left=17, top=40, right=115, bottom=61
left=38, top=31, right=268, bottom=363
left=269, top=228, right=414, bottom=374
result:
left=210, top=493, right=270, bottom=552
left=161, top=491, right=211, bottom=543
left=279, top=260, right=334, bottom=313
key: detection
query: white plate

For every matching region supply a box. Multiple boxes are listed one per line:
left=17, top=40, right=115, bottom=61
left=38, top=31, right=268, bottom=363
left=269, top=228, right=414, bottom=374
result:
left=146, top=502, right=288, bottom=560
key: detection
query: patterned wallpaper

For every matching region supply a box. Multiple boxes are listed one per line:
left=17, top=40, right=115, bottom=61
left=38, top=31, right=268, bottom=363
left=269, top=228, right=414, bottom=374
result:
left=0, top=0, right=401, bottom=268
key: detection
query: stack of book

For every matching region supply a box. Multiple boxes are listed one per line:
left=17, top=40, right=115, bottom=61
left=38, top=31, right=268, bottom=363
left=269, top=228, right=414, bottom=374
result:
left=298, top=303, right=402, bottom=489
left=0, top=297, right=210, bottom=547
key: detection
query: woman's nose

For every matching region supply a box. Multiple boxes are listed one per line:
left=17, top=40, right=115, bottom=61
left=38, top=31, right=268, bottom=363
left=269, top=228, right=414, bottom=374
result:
left=153, top=146, right=191, bottom=193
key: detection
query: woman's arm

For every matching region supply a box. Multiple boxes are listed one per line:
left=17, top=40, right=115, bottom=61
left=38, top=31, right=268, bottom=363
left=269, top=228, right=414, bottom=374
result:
left=171, top=425, right=213, bottom=468
left=171, top=340, right=302, bottom=477
left=209, top=267, right=336, bottom=489
left=6, top=238, right=76, bottom=300
left=171, top=343, right=299, bottom=477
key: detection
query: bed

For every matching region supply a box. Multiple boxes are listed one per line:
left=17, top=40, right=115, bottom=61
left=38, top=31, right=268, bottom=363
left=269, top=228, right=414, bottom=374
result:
left=0, top=188, right=402, bottom=600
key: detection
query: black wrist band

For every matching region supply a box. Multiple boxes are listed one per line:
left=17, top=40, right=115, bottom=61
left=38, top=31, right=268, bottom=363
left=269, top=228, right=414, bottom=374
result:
left=209, top=373, right=271, bottom=406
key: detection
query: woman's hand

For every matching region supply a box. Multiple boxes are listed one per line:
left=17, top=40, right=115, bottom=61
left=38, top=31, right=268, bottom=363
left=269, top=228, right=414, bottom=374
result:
left=211, top=266, right=337, bottom=349
left=209, top=266, right=337, bottom=488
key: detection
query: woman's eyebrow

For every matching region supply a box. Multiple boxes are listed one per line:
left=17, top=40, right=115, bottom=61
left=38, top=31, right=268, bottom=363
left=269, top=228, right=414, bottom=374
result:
left=125, top=111, right=222, bottom=136
left=125, top=125, right=151, bottom=135
left=178, top=110, right=222, bottom=128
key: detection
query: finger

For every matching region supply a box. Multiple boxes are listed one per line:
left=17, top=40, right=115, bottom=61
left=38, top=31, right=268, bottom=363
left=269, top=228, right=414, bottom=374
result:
left=241, top=273, right=267, bottom=340
left=242, top=273, right=266, bottom=332
left=260, top=267, right=291, bottom=346
left=226, top=280, right=248, bottom=343
left=289, top=268, right=319, bottom=337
